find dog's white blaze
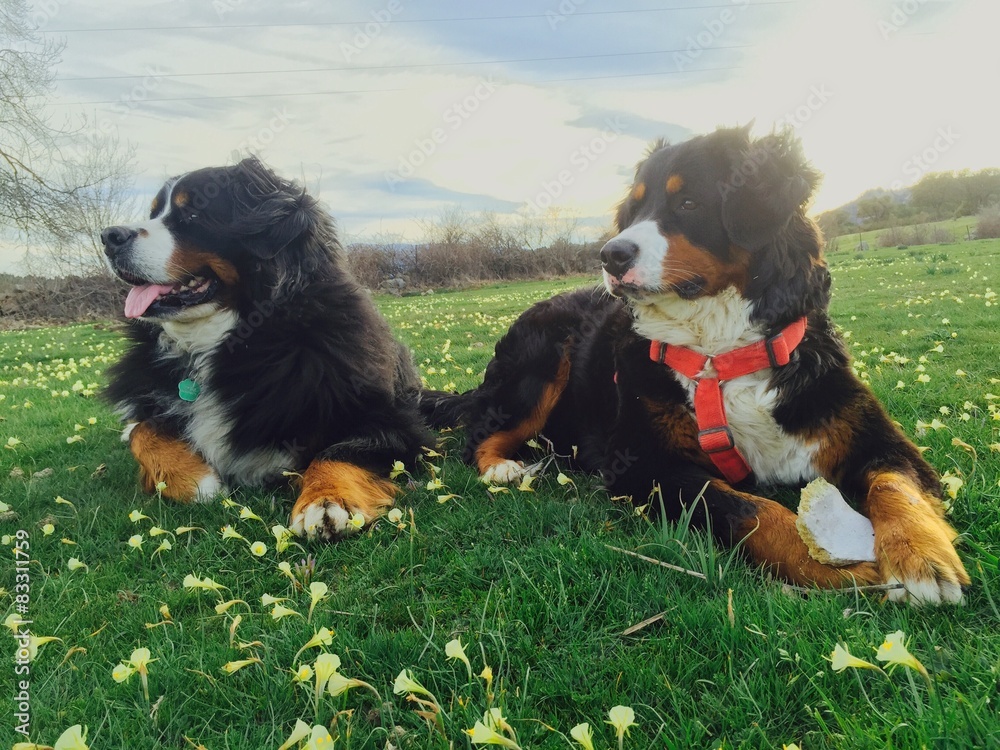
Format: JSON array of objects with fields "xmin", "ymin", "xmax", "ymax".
[
  {"xmin": 124, "ymin": 178, "xmax": 180, "ymax": 282},
  {"xmin": 602, "ymin": 220, "xmax": 668, "ymax": 292},
  {"xmin": 632, "ymin": 287, "xmax": 819, "ymax": 485}
]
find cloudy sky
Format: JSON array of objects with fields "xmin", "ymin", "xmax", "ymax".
[{"xmin": 7, "ymin": 0, "xmax": 999, "ymax": 271}]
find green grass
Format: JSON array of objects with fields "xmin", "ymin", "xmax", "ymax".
[
  {"xmin": 832, "ymin": 216, "xmax": 978, "ymax": 249},
  {"xmin": 2, "ymin": 244, "xmax": 1000, "ymax": 748}
]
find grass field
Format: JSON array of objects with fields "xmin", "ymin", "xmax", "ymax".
[
  {"xmin": 832, "ymin": 216, "xmax": 978, "ymax": 249},
  {"xmin": 2, "ymin": 240, "xmax": 1000, "ymax": 749}
]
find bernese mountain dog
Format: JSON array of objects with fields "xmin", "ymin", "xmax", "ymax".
[
  {"xmin": 101, "ymin": 157, "xmax": 428, "ymax": 541},
  {"xmin": 423, "ymin": 126, "xmax": 969, "ymax": 605}
]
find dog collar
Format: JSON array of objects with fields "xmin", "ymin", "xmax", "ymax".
[{"xmin": 647, "ymin": 317, "xmax": 808, "ymax": 484}]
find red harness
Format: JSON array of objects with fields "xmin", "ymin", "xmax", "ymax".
[{"xmin": 647, "ymin": 317, "xmax": 808, "ymax": 484}]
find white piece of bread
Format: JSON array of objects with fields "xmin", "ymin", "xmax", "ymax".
[{"xmin": 796, "ymin": 477, "xmax": 876, "ymax": 566}]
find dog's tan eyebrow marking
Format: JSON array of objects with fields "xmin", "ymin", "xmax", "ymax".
[
  {"xmin": 632, "ymin": 182, "xmax": 646, "ymax": 202},
  {"xmin": 173, "ymin": 191, "xmax": 190, "ymax": 207},
  {"xmin": 666, "ymin": 174, "xmax": 684, "ymax": 194},
  {"xmin": 150, "ymin": 196, "xmax": 162, "ymax": 215}
]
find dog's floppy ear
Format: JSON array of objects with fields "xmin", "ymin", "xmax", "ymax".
[
  {"xmin": 720, "ymin": 130, "xmax": 820, "ymax": 251},
  {"xmin": 233, "ymin": 156, "xmax": 317, "ymax": 259}
]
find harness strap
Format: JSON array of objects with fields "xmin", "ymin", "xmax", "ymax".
[{"xmin": 647, "ymin": 317, "xmax": 808, "ymax": 483}]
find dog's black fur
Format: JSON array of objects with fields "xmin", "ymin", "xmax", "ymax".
[
  {"xmin": 422, "ymin": 127, "xmax": 969, "ymax": 603},
  {"xmin": 103, "ymin": 157, "xmax": 428, "ymax": 537}
]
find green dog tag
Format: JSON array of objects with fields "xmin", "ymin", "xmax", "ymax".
[{"xmin": 178, "ymin": 379, "xmax": 201, "ymax": 402}]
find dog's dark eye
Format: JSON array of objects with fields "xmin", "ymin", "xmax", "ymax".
[
  {"xmin": 679, "ymin": 199, "xmax": 698, "ymax": 211},
  {"xmin": 179, "ymin": 209, "xmax": 199, "ymax": 224}
]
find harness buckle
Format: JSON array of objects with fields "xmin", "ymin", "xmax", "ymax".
[
  {"xmin": 765, "ymin": 332, "xmax": 791, "ymax": 368},
  {"xmin": 698, "ymin": 425, "xmax": 736, "ymax": 454}
]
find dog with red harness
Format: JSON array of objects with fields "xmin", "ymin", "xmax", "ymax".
[{"xmin": 422, "ymin": 126, "xmax": 969, "ymax": 604}]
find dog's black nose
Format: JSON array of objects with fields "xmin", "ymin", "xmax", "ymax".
[
  {"xmin": 599, "ymin": 238, "xmax": 639, "ymax": 278},
  {"xmin": 101, "ymin": 226, "xmax": 137, "ymax": 258}
]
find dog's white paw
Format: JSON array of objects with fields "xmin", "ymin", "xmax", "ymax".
[{"xmin": 481, "ymin": 460, "xmax": 527, "ymax": 485}]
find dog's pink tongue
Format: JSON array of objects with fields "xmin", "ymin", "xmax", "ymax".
[{"xmin": 125, "ymin": 284, "xmax": 174, "ymax": 319}]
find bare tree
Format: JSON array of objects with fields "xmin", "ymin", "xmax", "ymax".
[{"xmin": 1, "ymin": 0, "xmax": 137, "ymax": 276}]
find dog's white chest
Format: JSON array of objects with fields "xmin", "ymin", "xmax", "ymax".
[{"xmin": 674, "ymin": 370, "xmax": 818, "ymax": 484}]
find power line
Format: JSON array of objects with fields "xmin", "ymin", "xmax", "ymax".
[
  {"xmin": 54, "ymin": 45, "xmax": 754, "ymax": 83},
  {"xmin": 39, "ymin": 2, "xmax": 798, "ymax": 33},
  {"xmin": 49, "ymin": 65, "xmax": 742, "ymax": 107}
]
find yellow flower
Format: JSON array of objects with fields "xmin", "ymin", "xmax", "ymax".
[
  {"xmin": 183, "ymin": 574, "xmax": 227, "ymax": 592},
  {"xmin": 570, "ymin": 723, "xmax": 595, "ymax": 750},
  {"xmin": 387, "ymin": 508, "xmax": 404, "ymax": 524},
  {"xmin": 829, "ymin": 643, "xmax": 882, "ymax": 673},
  {"xmin": 326, "ymin": 671, "xmax": 355, "ymax": 697},
  {"xmin": 393, "ymin": 668, "xmax": 434, "ymax": 698},
  {"xmin": 65, "ymin": 435, "xmax": 84, "ymax": 444},
  {"xmin": 67, "ymin": 557, "xmax": 87, "ymax": 572},
  {"xmin": 517, "ymin": 474, "xmax": 537, "ymax": 492},
  {"xmin": 221, "ymin": 497, "xmax": 238, "ymax": 508},
  {"xmin": 87, "ymin": 417, "xmax": 97, "ymax": 425},
  {"xmin": 293, "ymin": 626, "xmax": 335, "ymax": 662},
  {"xmin": 128, "ymin": 510, "xmax": 149, "ymax": 523},
  {"xmin": 427, "ymin": 477, "xmax": 445, "ymax": 491},
  {"xmin": 114, "ymin": 647, "xmax": 156, "ymax": 700},
  {"xmin": 271, "ymin": 524, "xmax": 293, "ymax": 552},
  {"xmin": 175, "ymin": 526, "xmax": 204, "ymax": 535},
  {"xmin": 557, "ymin": 472, "xmax": 575, "ymax": 486},
  {"xmin": 261, "ymin": 593, "xmax": 290, "ymax": 607},
  {"xmin": 876, "ymin": 630, "xmax": 930, "ymax": 682},
  {"xmin": 445, "ymin": 637, "xmax": 473, "ymax": 679},
  {"xmin": 52, "ymin": 724, "xmax": 89, "ymax": 750},
  {"xmin": 277, "ymin": 719, "xmax": 312, "ymax": 750},
  {"xmin": 277, "ymin": 561, "xmax": 295, "ymax": 581},
  {"xmin": 220, "ymin": 657, "xmax": 262, "ymax": 674},
  {"xmin": 306, "ymin": 581, "xmax": 330, "ymax": 622},
  {"xmin": 390, "ymin": 460, "xmax": 406, "ymax": 479},
  {"xmin": 6, "ymin": 436, "xmax": 22, "ymax": 448},
  {"xmin": 42, "ymin": 523, "xmax": 55, "ymax": 536},
  {"xmin": 127, "ymin": 534, "xmax": 144, "ymax": 550},
  {"xmin": 293, "ymin": 664, "xmax": 314, "ymax": 684},
  {"xmin": 271, "ymin": 604, "xmax": 301, "ymax": 620},
  {"xmin": 154, "ymin": 481, "xmax": 167, "ymax": 493},
  {"xmin": 606, "ymin": 705, "xmax": 637, "ymax": 749},
  {"xmin": 239, "ymin": 506, "xmax": 264, "ymax": 523},
  {"xmin": 5, "ymin": 612, "xmax": 26, "ymax": 632},
  {"xmin": 314, "ymin": 652, "xmax": 341, "ymax": 686},
  {"xmin": 348, "ymin": 513, "xmax": 365, "ymax": 531},
  {"xmin": 249, "ymin": 541, "xmax": 267, "ymax": 557},
  {"xmin": 214, "ymin": 599, "xmax": 247, "ymax": 615},
  {"xmin": 220, "ymin": 525, "xmax": 246, "ymax": 542},
  {"xmin": 465, "ymin": 721, "xmax": 521, "ymax": 749},
  {"xmin": 304, "ymin": 726, "xmax": 335, "ymax": 749},
  {"xmin": 480, "ymin": 664, "xmax": 494, "ymax": 693},
  {"xmin": 783, "ymin": 745, "xmax": 801, "ymax": 750},
  {"xmin": 23, "ymin": 635, "xmax": 62, "ymax": 662},
  {"xmin": 940, "ymin": 471, "xmax": 964, "ymax": 501},
  {"xmin": 54, "ymin": 496, "xmax": 74, "ymax": 507},
  {"xmin": 916, "ymin": 373, "xmax": 931, "ymax": 383},
  {"xmin": 152, "ymin": 539, "xmax": 172, "ymax": 557}
]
